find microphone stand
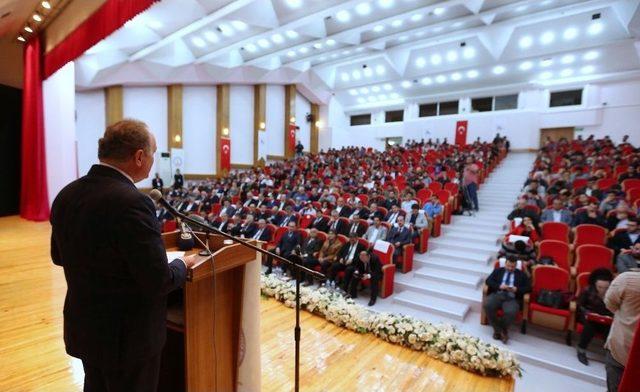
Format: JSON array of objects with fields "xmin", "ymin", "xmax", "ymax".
[{"xmin": 156, "ymin": 195, "xmax": 324, "ymax": 392}]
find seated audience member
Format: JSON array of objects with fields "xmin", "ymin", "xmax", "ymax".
[
  {"xmin": 498, "ymin": 240, "xmax": 536, "ymax": 271},
  {"xmin": 316, "ymin": 230, "xmax": 343, "ymax": 286},
  {"xmin": 213, "ymin": 214, "xmax": 231, "ymax": 233},
  {"xmin": 571, "ymin": 194, "xmax": 591, "ymax": 212},
  {"xmin": 364, "ymin": 216, "xmax": 388, "ymax": 244},
  {"xmin": 325, "ymin": 210, "xmax": 346, "ymax": 235},
  {"xmin": 422, "ymin": 194, "xmax": 443, "ymax": 220},
  {"xmin": 256, "ymin": 204, "xmax": 271, "ymax": 221},
  {"xmin": 603, "ymin": 270, "xmax": 640, "ymax": 392},
  {"xmin": 523, "ymin": 189, "xmax": 545, "ymax": 210},
  {"xmin": 365, "ymin": 202, "xmax": 384, "ymax": 223},
  {"xmin": 572, "ymin": 201, "xmax": 606, "ymax": 227},
  {"xmin": 299, "ymin": 202, "xmax": 317, "ymax": 217},
  {"xmin": 609, "ymin": 218, "xmax": 640, "ymax": 253},
  {"xmin": 406, "ymin": 204, "xmax": 429, "ymax": 240},
  {"xmin": 309, "ymin": 213, "xmax": 329, "ymax": 232},
  {"xmin": 249, "ymin": 219, "xmax": 271, "ymax": 241},
  {"xmin": 231, "ymin": 214, "xmax": 257, "ymax": 238},
  {"xmin": 345, "ymin": 215, "xmax": 367, "ymax": 237},
  {"xmin": 299, "ymin": 228, "xmax": 324, "ymax": 286},
  {"xmin": 349, "ymin": 200, "xmax": 369, "ymax": 219},
  {"xmin": 346, "ymin": 250, "xmax": 382, "ymax": 306},
  {"xmin": 600, "ymin": 192, "xmax": 620, "ymax": 215},
  {"xmin": 334, "ymin": 197, "xmax": 352, "ymax": 218},
  {"xmin": 387, "ymin": 216, "xmax": 411, "ymax": 258},
  {"xmin": 384, "ymin": 205, "xmax": 402, "ymax": 225},
  {"xmin": 616, "ymin": 243, "xmax": 640, "ymax": 273},
  {"xmin": 507, "ymin": 198, "xmax": 540, "ymax": 226},
  {"xmin": 575, "ymin": 177, "xmax": 604, "ymax": 200},
  {"xmin": 606, "ymin": 205, "xmax": 631, "ymax": 231},
  {"xmin": 383, "ymin": 191, "xmax": 400, "ymax": 210},
  {"xmin": 483, "ymin": 257, "xmax": 531, "ymax": 344},
  {"xmin": 576, "ymin": 269, "xmax": 614, "ymax": 365},
  {"xmin": 400, "ymin": 193, "xmax": 416, "ymax": 214},
  {"xmin": 266, "ymin": 222, "xmax": 301, "ymax": 275},
  {"xmin": 330, "ymin": 234, "xmax": 366, "ymax": 289},
  {"xmin": 274, "ymin": 206, "xmax": 298, "ymax": 227},
  {"xmin": 219, "ymin": 199, "xmax": 236, "ymax": 218},
  {"xmin": 540, "ymin": 198, "xmax": 573, "ymax": 225},
  {"xmin": 505, "ymin": 216, "xmax": 540, "ymax": 243},
  {"xmin": 617, "ymin": 165, "xmax": 639, "ymax": 182},
  {"xmin": 522, "ymin": 179, "xmax": 546, "ymax": 198}
]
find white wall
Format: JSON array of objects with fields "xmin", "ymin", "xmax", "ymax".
[
  {"xmin": 75, "ymin": 90, "xmax": 105, "ymax": 177},
  {"xmin": 183, "ymin": 86, "xmax": 216, "ymax": 174},
  {"xmin": 44, "ymin": 62, "xmax": 77, "ymax": 205},
  {"xmin": 229, "ymin": 85, "xmax": 254, "ymax": 165},
  {"xmin": 334, "ymin": 78, "xmax": 640, "ymax": 150},
  {"xmin": 295, "ymin": 92, "xmax": 311, "ymax": 151},
  {"xmin": 266, "ymin": 85, "xmax": 284, "ymax": 156},
  {"xmin": 123, "ymin": 86, "xmax": 168, "ymax": 188}
]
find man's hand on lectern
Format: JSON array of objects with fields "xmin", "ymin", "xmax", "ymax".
[{"xmin": 183, "ymin": 254, "xmax": 200, "ymax": 268}]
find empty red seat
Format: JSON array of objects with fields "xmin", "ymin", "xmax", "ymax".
[
  {"xmin": 572, "ymin": 244, "xmax": 613, "ymax": 279},
  {"xmin": 541, "ymin": 221, "xmax": 570, "ymax": 243},
  {"xmin": 573, "ymin": 224, "xmax": 607, "ymax": 248},
  {"xmin": 538, "ymin": 240, "xmax": 571, "ymax": 272}
]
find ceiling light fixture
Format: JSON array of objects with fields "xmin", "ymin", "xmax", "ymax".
[
  {"xmin": 383, "ymin": 83, "xmax": 392, "ymax": 91},
  {"xmin": 450, "ymin": 72, "xmax": 462, "ymax": 81},
  {"xmin": 540, "ymin": 31, "xmax": 555, "ymax": 45},
  {"xmin": 391, "ymin": 19, "xmax": 403, "ymax": 28},
  {"xmin": 313, "ymin": 42, "xmax": 322, "ymax": 49},
  {"xmin": 286, "ymin": 30, "xmax": 299, "ymax": 39},
  {"xmin": 246, "ymin": 43, "xmax": 258, "ymax": 52},
  {"xmin": 401, "ymin": 80, "xmax": 412, "ymax": 88},
  {"xmin": 580, "ymin": 65, "xmax": 595, "ymax": 74},
  {"xmin": 341, "ymin": 73, "xmax": 350, "ymax": 82},
  {"xmin": 492, "ymin": 65, "xmax": 506, "ymax": 75},
  {"xmin": 462, "ymin": 46, "xmax": 475, "ymax": 59},
  {"xmin": 540, "ymin": 58, "xmax": 553, "ymax": 67},
  {"xmin": 435, "ymin": 75, "xmax": 446, "ymax": 83},
  {"xmin": 378, "ymin": 0, "xmax": 394, "ymax": 9},
  {"xmin": 587, "ymin": 21, "xmax": 603, "ymax": 35},
  {"xmin": 411, "ymin": 13, "xmax": 423, "ymax": 22},
  {"xmin": 519, "ymin": 36, "xmax": 533, "ymax": 49},
  {"xmin": 272, "ymin": 33, "xmax": 284, "ymax": 44},
  {"xmin": 285, "ymin": 0, "xmax": 302, "ymax": 8},
  {"xmin": 430, "ymin": 53, "xmax": 442, "ymax": 65},
  {"xmin": 17, "ymin": 35, "xmax": 25, "ymax": 42},
  {"xmin": 519, "ymin": 61, "xmax": 533, "ymax": 71},
  {"xmin": 286, "ymin": 50, "xmax": 296, "ymax": 57},
  {"xmin": 421, "ymin": 77, "xmax": 432, "ymax": 85},
  {"xmin": 258, "ymin": 38, "xmax": 270, "ymax": 48},
  {"xmin": 191, "ymin": 37, "xmax": 206, "ymax": 48},
  {"xmin": 231, "ymin": 20, "xmax": 247, "ymax": 31},
  {"xmin": 356, "ymin": 3, "xmax": 372, "ymax": 16},
  {"xmin": 583, "ymin": 51, "xmax": 599, "ymax": 61},
  {"xmin": 218, "ymin": 23, "xmax": 233, "ymax": 37},
  {"xmin": 364, "ymin": 68, "xmax": 373, "ymax": 77},
  {"xmin": 560, "ymin": 68, "xmax": 574, "ymax": 77},
  {"xmin": 24, "ymin": 26, "xmax": 33, "ymax": 33},
  {"xmin": 352, "ymin": 70, "xmax": 361, "ymax": 80},
  {"xmin": 560, "ymin": 54, "xmax": 575, "ymax": 64},
  {"xmin": 415, "ymin": 57, "xmax": 426, "ymax": 68},
  {"xmin": 433, "ymin": 7, "xmax": 445, "ymax": 16},
  {"xmin": 326, "ymin": 39, "xmax": 336, "ymax": 46},
  {"xmin": 336, "ymin": 10, "xmax": 351, "ymax": 23},
  {"xmin": 375, "ymin": 65, "xmax": 386, "ymax": 75},
  {"xmin": 446, "ymin": 50, "xmax": 458, "ymax": 62},
  {"xmin": 299, "ymin": 46, "xmax": 309, "ymax": 53},
  {"xmin": 42, "ymin": 1, "xmax": 51, "ymax": 9},
  {"xmin": 204, "ymin": 30, "xmax": 219, "ymax": 43},
  {"xmin": 349, "ymin": 89, "xmax": 358, "ymax": 96},
  {"xmin": 563, "ymin": 27, "xmax": 578, "ymax": 40},
  {"xmin": 33, "ymin": 13, "xmax": 42, "ymax": 22},
  {"xmin": 373, "ymin": 25, "xmax": 385, "ymax": 33},
  {"xmin": 466, "ymin": 69, "xmax": 479, "ymax": 78}
]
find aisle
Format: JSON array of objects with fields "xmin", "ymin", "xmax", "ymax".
[{"xmin": 362, "ymin": 152, "xmax": 607, "ymax": 392}]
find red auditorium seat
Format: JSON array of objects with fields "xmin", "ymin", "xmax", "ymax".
[
  {"xmin": 540, "ymin": 221, "xmax": 570, "ymax": 243},
  {"xmin": 372, "ymin": 243, "xmax": 396, "ymax": 298},
  {"xmin": 162, "ymin": 220, "xmax": 177, "ymax": 233},
  {"xmin": 627, "ymin": 188, "xmax": 640, "ymax": 205},
  {"xmin": 596, "ymin": 178, "xmax": 616, "ymax": 191},
  {"xmin": 524, "ymin": 265, "xmax": 575, "ymax": 345},
  {"xmin": 538, "ymin": 240, "xmax": 571, "ymax": 272},
  {"xmin": 572, "ymin": 224, "xmax": 608, "ymax": 248},
  {"xmin": 571, "ymin": 245, "xmax": 613, "ymax": 280},
  {"xmin": 622, "ymin": 178, "xmax": 640, "ymax": 192},
  {"xmin": 428, "ymin": 182, "xmax": 442, "ymax": 192}
]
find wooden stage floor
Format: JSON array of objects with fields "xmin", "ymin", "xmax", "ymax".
[{"xmin": 0, "ymin": 216, "xmax": 513, "ymax": 391}]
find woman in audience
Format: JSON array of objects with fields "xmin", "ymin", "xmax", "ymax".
[{"xmin": 576, "ymin": 268, "xmax": 614, "ymax": 365}]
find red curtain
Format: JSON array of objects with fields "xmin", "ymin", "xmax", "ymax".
[
  {"xmin": 21, "ymin": 36, "xmax": 50, "ymax": 221},
  {"xmin": 220, "ymin": 138, "xmax": 231, "ymax": 173},
  {"xmin": 44, "ymin": 0, "xmax": 158, "ymax": 78},
  {"xmin": 455, "ymin": 120, "xmax": 468, "ymax": 146}
]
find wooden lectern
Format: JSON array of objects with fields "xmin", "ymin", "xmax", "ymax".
[{"xmin": 159, "ymin": 231, "xmax": 259, "ymax": 392}]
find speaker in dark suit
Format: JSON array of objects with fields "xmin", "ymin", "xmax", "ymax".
[{"xmin": 50, "ymin": 120, "xmax": 193, "ymax": 392}]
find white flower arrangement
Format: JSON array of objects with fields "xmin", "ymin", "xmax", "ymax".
[{"xmin": 261, "ymin": 273, "xmax": 522, "ymax": 378}]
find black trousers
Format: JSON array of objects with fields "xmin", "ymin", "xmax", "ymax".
[
  {"xmin": 327, "ymin": 262, "xmax": 347, "ymax": 282},
  {"xmin": 348, "ymin": 275, "xmax": 380, "ymax": 301},
  {"xmin": 82, "ymin": 353, "xmax": 161, "ymax": 392},
  {"xmin": 342, "ymin": 264, "xmax": 358, "ymax": 290},
  {"xmin": 578, "ymin": 320, "xmax": 611, "ymax": 350},
  {"xmin": 301, "ymin": 257, "xmax": 319, "ymax": 283}
]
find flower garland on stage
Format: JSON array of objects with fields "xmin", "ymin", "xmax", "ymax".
[{"xmin": 261, "ymin": 273, "xmax": 521, "ymax": 378}]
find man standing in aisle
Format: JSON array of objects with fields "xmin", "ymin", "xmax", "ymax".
[
  {"xmin": 51, "ymin": 119, "xmax": 198, "ymax": 392},
  {"xmin": 463, "ymin": 156, "xmax": 479, "ymax": 211}
]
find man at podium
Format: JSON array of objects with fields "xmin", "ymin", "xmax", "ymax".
[{"xmin": 50, "ymin": 119, "xmax": 198, "ymax": 392}]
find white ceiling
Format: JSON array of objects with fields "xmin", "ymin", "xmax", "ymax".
[{"xmin": 75, "ymin": 0, "xmax": 640, "ymax": 110}]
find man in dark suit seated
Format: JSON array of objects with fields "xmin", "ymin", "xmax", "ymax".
[
  {"xmin": 346, "ymin": 250, "xmax": 382, "ymax": 306},
  {"xmin": 231, "ymin": 214, "xmax": 257, "ymax": 239},
  {"xmin": 213, "ymin": 214, "xmax": 231, "ymax": 233},
  {"xmin": 572, "ymin": 201, "xmax": 606, "ymax": 227},
  {"xmin": 267, "ymin": 221, "xmax": 302, "ymax": 275},
  {"xmin": 384, "ymin": 205, "xmax": 402, "ymax": 225},
  {"xmin": 348, "ymin": 200, "xmax": 369, "ymax": 220},
  {"xmin": 334, "ymin": 197, "xmax": 352, "ymax": 217},
  {"xmin": 50, "ymin": 119, "xmax": 198, "ymax": 392},
  {"xmin": 308, "ymin": 213, "xmax": 329, "ymax": 232},
  {"xmin": 325, "ymin": 210, "xmax": 345, "ymax": 235},
  {"xmin": 540, "ymin": 198, "xmax": 573, "ymax": 225},
  {"xmin": 273, "ymin": 206, "xmax": 298, "ymax": 227},
  {"xmin": 330, "ymin": 233, "xmax": 366, "ymax": 289},
  {"xmin": 365, "ymin": 202, "xmax": 385, "ymax": 223},
  {"xmin": 299, "ymin": 228, "xmax": 325, "ymax": 286},
  {"xmin": 387, "ymin": 215, "xmax": 411, "ymax": 258},
  {"xmin": 345, "ymin": 215, "xmax": 367, "ymax": 237},
  {"xmin": 483, "ymin": 257, "xmax": 531, "ymax": 344},
  {"xmin": 255, "ymin": 204, "xmax": 271, "ymax": 222},
  {"xmin": 609, "ymin": 218, "xmax": 640, "ymax": 257},
  {"xmin": 249, "ymin": 219, "xmax": 271, "ymax": 242}
]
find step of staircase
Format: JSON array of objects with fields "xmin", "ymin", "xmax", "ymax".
[
  {"xmin": 392, "ymin": 291, "xmax": 470, "ymax": 320},
  {"xmin": 438, "ymin": 232, "xmax": 500, "ymax": 246},
  {"xmin": 394, "ymin": 275, "xmax": 482, "ymax": 310},
  {"xmin": 428, "ymin": 248, "xmax": 494, "ymax": 264},
  {"xmin": 413, "ymin": 267, "xmax": 483, "ymax": 289},
  {"xmin": 415, "ymin": 256, "xmax": 491, "ymax": 277},
  {"xmin": 443, "ymin": 225, "xmax": 503, "ymax": 237},
  {"xmin": 429, "ymin": 237, "xmax": 498, "ymax": 253}
]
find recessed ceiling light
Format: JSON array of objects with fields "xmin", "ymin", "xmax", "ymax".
[
  {"xmin": 285, "ymin": 0, "xmax": 302, "ymax": 8},
  {"xmin": 352, "ymin": 70, "xmax": 361, "ymax": 80},
  {"xmin": 349, "ymin": 89, "xmax": 358, "ymax": 96},
  {"xmin": 191, "ymin": 37, "xmax": 206, "ymax": 48},
  {"xmin": 415, "ymin": 57, "xmax": 426, "ymax": 68},
  {"xmin": 435, "ymin": 75, "xmax": 447, "ymax": 83},
  {"xmin": 450, "ymin": 72, "xmax": 462, "ymax": 81},
  {"xmin": 258, "ymin": 38, "xmax": 270, "ymax": 48},
  {"xmin": 313, "ymin": 42, "xmax": 323, "ymax": 49},
  {"xmin": 378, "ymin": 0, "xmax": 394, "ymax": 9},
  {"xmin": 24, "ymin": 26, "xmax": 33, "ymax": 33},
  {"xmin": 33, "ymin": 13, "xmax": 42, "ymax": 22},
  {"xmin": 541, "ymin": 0, "xmax": 554, "ymax": 5},
  {"xmin": 357, "ymin": 97, "xmax": 366, "ymax": 104},
  {"xmin": 560, "ymin": 68, "xmax": 574, "ymax": 77},
  {"xmin": 581, "ymin": 65, "xmax": 595, "ymax": 74},
  {"xmin": 383, "ymin": 83, "xmax": 392, "ymax": 91},
  {"xmin": 299, "ymin": 46, "xmax": 309, "ymax": 53},
  {"xmin": 401, "ymin": 80, "xmax": 412, "ymax": 88},
  {"xmin": 462, "ymin": 46, "xmax": 475, "ymax": 59},
  {"xmin": 519, "ymin": 36, "xmax": 533, "ymax": 49},
  {"xmin": 17, "ymin": 36, "xmax": 25, "ymax": 42},
  {"xmin": 204, "ymin": 30, "xmax": 219, "ymax": 43},
  {"xmin": 360, "ymin": 87, "xmax": 369, "ymax": 94},
  {"xmin": 326, "ymin": 39, "xmax": 336, "ymax": 46},
  {"xmin": 286, "ymin": 30, "xmax": 299, "ymax": 39},
  {"xmin": 433, "ymin": 7, "xmax": 446, "ymax": 16},
  {"xmin": 42, "ymin": 1, "xmax": 51, "ymax": 9},
  {"xmin": 364, "ymin": 68, "xmax": 373, "ymax": 77},
  {"xmin": 430, "ymin": 54, "xmax": 442, "ymax": 65},
  {"xmin": 371, "ymin": 85, "xmax": 380, "ymax": 92},
  {"xmin": 583, "ymin": 51, "xmax": 599, "ymax": 61},
  {"xmin": 336, "ymin": 10, "xmax": 351, "ymax": 23},
  {"xmin": 563, "ymin": 27, "xmax": 578, "ymax": 40},
  {"xmin": 560, "ymin": 54, "xmax": 575, "ymax": 64},
  {"xmin": 492, "ymin": 65, "xmax": 506, "ymax": 75},
  {"xmin": 341, "ymin": 73, "xmax": 350, "ymax": 82},
  {"xmin": 231, "ymin": 21, "xmax": 247, "ymax": 31},
  {"xmin": 356, "ymin": 3, "xmax": 372, "ymax": 16},
  {"xmin": 421, "ymin": 77, "xmax": 432, "ymax": 85},
  {"xmin": 539, "ymin": 71, "xmax": 553, "ymax": 80},
  {"xmin": 587, "ymin": 21, "xmax": 603, "ymax": 35},
  {"xmin": 411, "ymin": 13, "xmax": 423, "ymax": 22},
  {"xmin": 466, "ymin": 69, "xmax": 479, "ymax": 78},
  {"xmin": 390, "ymin": 93, "xmax": 400, "ymax": 99},
  {"xmin": 286, "ymin": 50, "xmax": 296, "ymax": 57},
  {"xmin": 373, "ymin": 25, "xmax": 385, "ymax": 33},
  {"xmin": 519, "ymin": 61, "xmax": 533, "ymax": 71},
  {"xmin": 375, "ymin": 65, "xmax": 386, "ymax": 75},
  {"xmin": 540, "ymin": 31, "xmax": 555, "ymax": 45},
  {"xmin": 272, "ymin": 33, "xmax": 284, "ymax": 44},
  {"xmin": 446, "ymin": 50, "xmax": 458, "ymax": 62},
  {"xmin": 540, "ymin": 58, "xmax": 553, "ymax": 67},
  {"xmin": 219, "ymin": 23, "xmax": 233, "ymax": 37},
  {"xmin": 246, "ymin": 43, "xmax": 258, "ymax": 52},
  {"xmin": 391, "ymin": 19, "xmax": 403, "ymax": 28}
]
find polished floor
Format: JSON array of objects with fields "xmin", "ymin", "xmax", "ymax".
[{"xmin": 0, "ymin": 216, "xmax": 513, "ymax": 391}]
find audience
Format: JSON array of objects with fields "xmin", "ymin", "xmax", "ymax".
[{"xmin": 576, "ymin": 268, "xmax": 614, "ymax": 365}]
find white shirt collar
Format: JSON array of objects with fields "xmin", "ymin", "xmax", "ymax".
[{"xmin": 99, "ymin": 162, "xmax": 134, "ymax": 184}]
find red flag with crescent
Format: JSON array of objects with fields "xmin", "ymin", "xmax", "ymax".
[
  {"xmin": 288, "ymin": 124, "xmax": 296, "ymax": 152},
  {"xmin": 455, "ymin": 120, "xmax": 468, "ymax": 146},
  {"xmin": 220, "ymin": 137, "xmax": 231, "ymax": 172}
]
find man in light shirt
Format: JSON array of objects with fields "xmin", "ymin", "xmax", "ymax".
[
  {"xmin": 365, "ymin": 217, "xmax": 387, "ymax": 244},
  {"xmin": 540, "ymin": 198, "xmax": 572, "ymax": 225}
]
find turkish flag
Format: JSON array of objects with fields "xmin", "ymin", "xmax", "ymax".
[
  {"xmin": 220, "ymin": 137, "xmax": 231, "ymax": 172},
  {"xmin": 455, "ymin": 120, "xmax": 468, "ymax": 146},
  {"xmin": 288, "ymin": 124, "xmax": 296, "ymax": 152}
]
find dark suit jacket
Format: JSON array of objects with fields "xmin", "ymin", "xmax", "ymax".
[
  {"xmin": 214, "ymin": 220, "xmax": 230, "ymax": 233},
  {"xmin": 309, "ymin": 216, "xmax": 329, "ymax": 232},
  {"xmin": 325, "ymin": 218, "xmax": 345, "ymax": 235},
  {"xmin": 366, "ymin": 210, "xmax": 385, "ymax": 221},
  {"xmin": 335, "ymin": 205, "xmax": 352, "ymax": 218},
  {"xmin": 609, "ymin": 231, "xmax": 640, "ymax": 254},
  {"xmin": 277, "ymin": 231, "xmax": 302, "ymax": 256},
  {"xmin": 352, "ymin": 254, "xmax": 382, "ymax": 281},
  {"xmin": 152, "ymin": 178, "xmax": 163, "ymax": 190},
  {"xmin": 250, "ymin": 226, "xmax": 272, "ymax": 241},
  {"xmin": 300, "ymin": 237, "xmax": 323, "ymax": 258},
  {"xmin": 273, "ymin": 214, "xmax": 298, "ymax": 227},
  {"xmin": 345, "ymin": 222, "xmax": 366, "ymax": 237},
  {"xmin": 173, "ymin": 174, "xmax": 184, "ymax": 188},
  {"xmin": 485, "ymin": 267, "xmax": 531, "ymax": 303},
  {"xmin": 387, "ymin": 225, "xmax": 411, "ymax": 245},
  {"xmin": 232, "ymin": 222, "xmax": 257, "ymax": 238},
  {"xmin": 337, "ymin": 242, "xmax": 366, "ymax": 264},
  {"xmin": 572, "ymin": 211, "xmax": 606, "ymax": 228},
  {"xmin": 50, "ymin": 165, "xmax": 187, "ymax": 369}
]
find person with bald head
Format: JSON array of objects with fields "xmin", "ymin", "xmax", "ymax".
[{"xmin": 51, "ymin": 119, "xmax": 199, "ymax": 392}]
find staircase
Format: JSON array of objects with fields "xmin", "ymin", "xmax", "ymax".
[{"xmin": 361, "ymin": 152, "xmax": 607, "ymax": 392}]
